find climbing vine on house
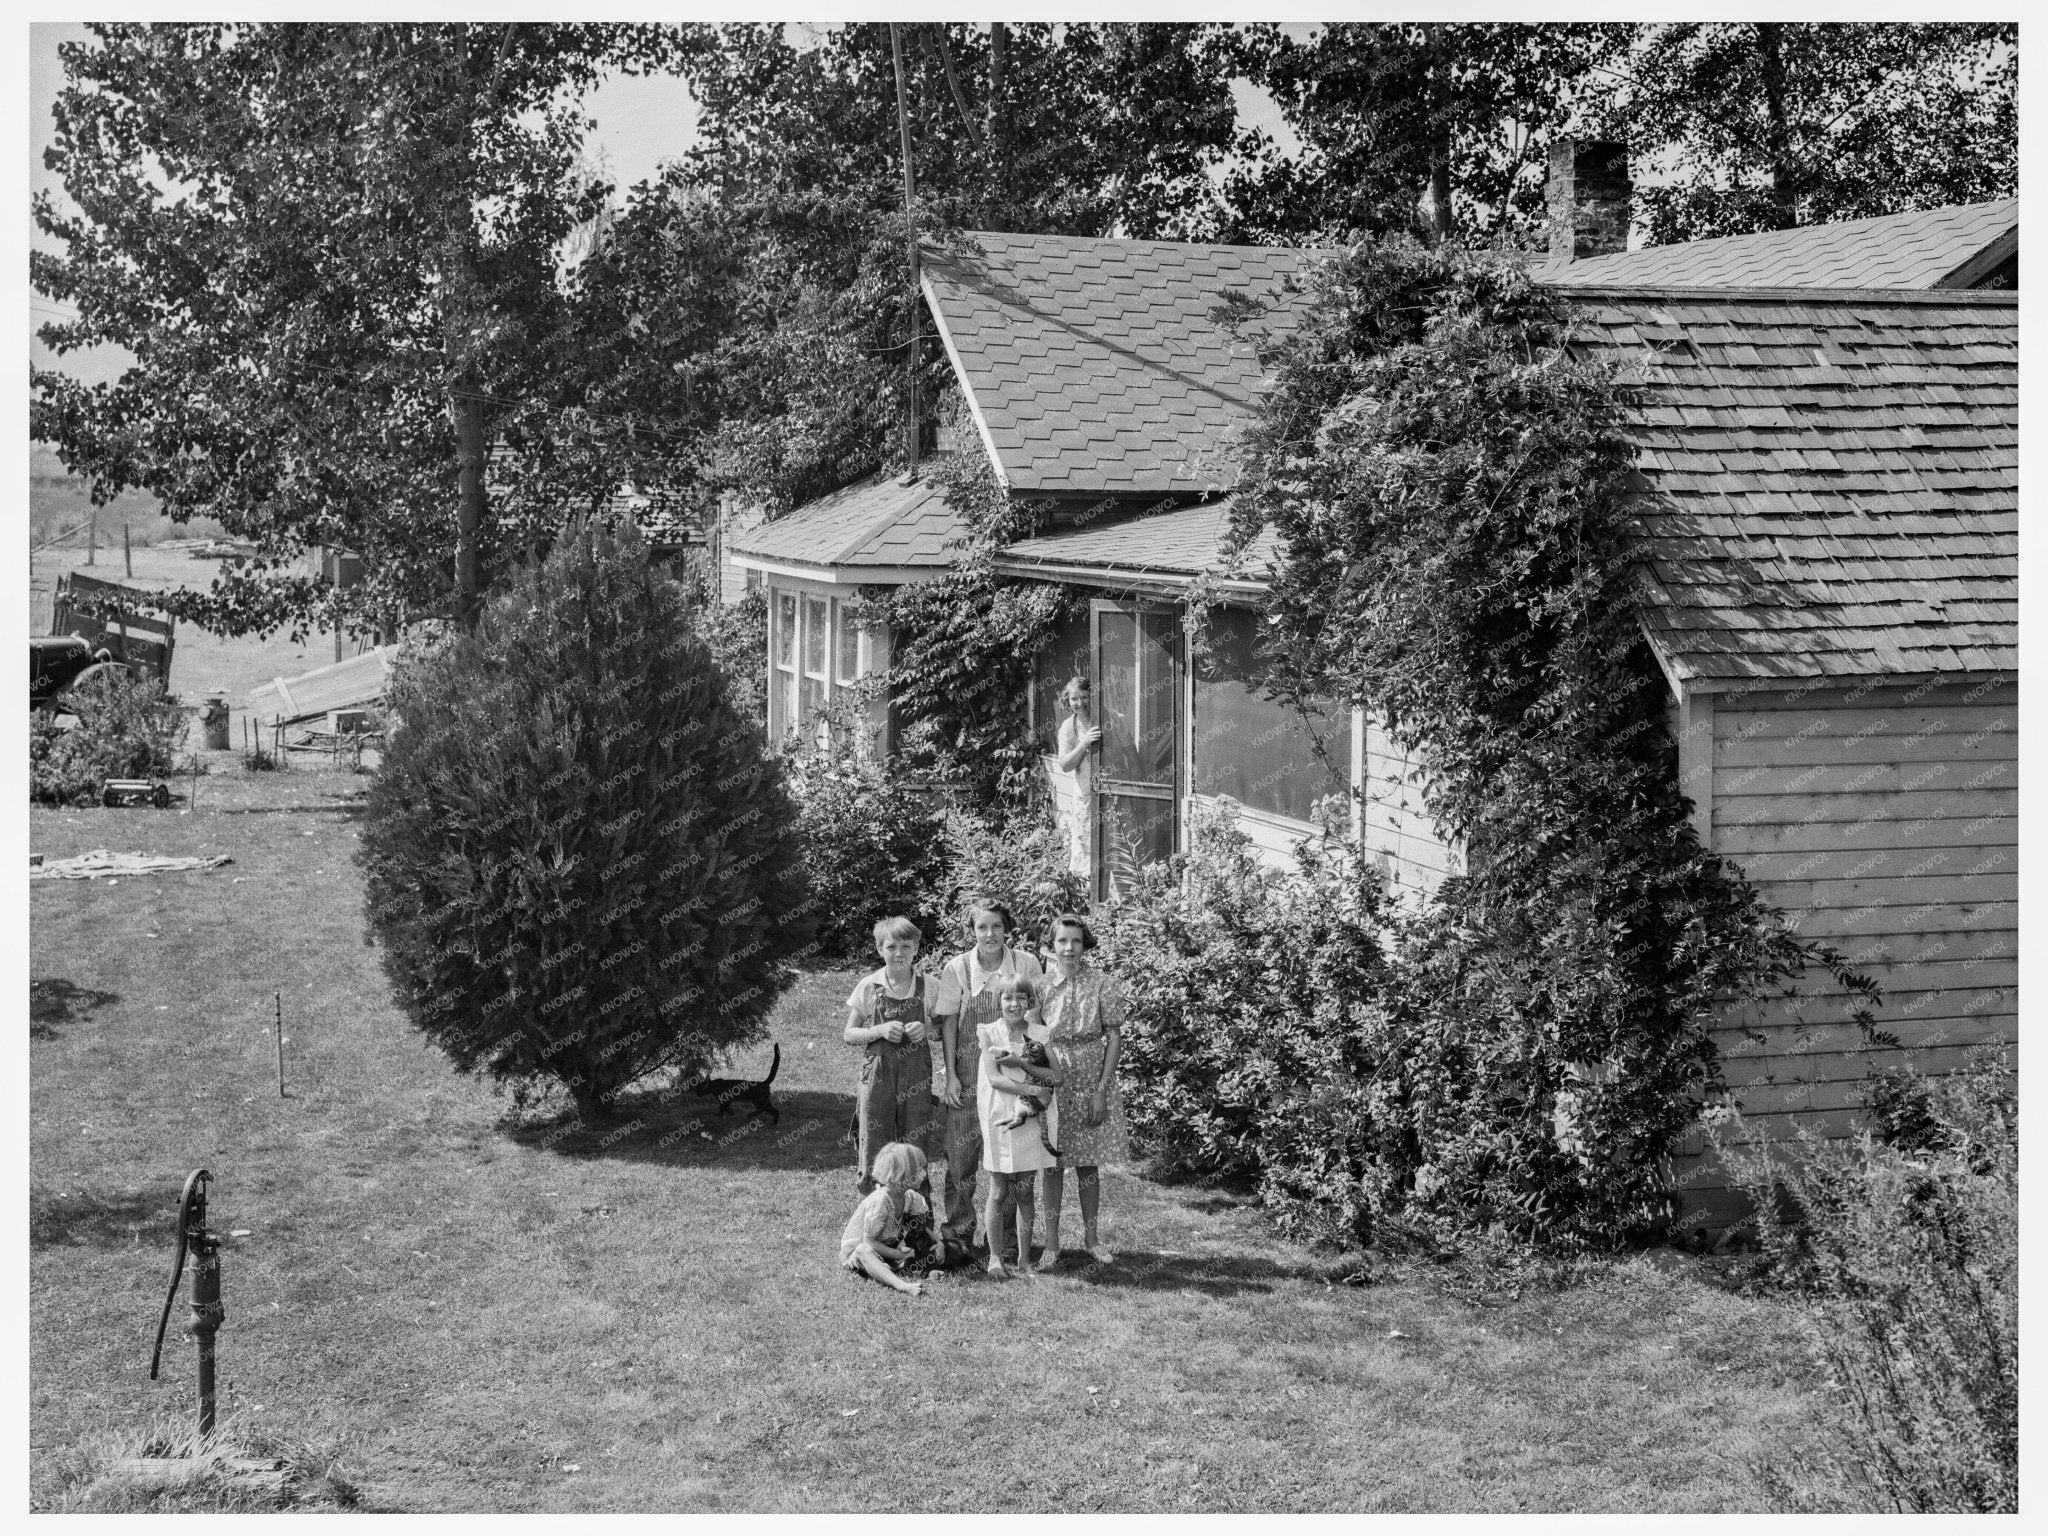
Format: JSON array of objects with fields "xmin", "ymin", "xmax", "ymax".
[
  {"xmin": 872, "ymin": 427, "xmax": 1074, "ymax": 811},
  {"xmin": 1167, "ymin": 236, "xmax": 1878, "ymax": 1248}
]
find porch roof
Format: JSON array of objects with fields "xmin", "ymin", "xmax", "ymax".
[
  {"xmin": 994, "ymin": 499, "xmax": 1280, "ymax": 589},
  {"xmin": 725, "ymin": 473, "xmax": 967, "ymax": 579},
  {"xmin": 1547, "ymin": 198, "xmax": 2017, "ymax": 292}
]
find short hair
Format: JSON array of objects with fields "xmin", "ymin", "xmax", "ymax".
[
  {"xmin": 871, "ymin": 1141, "xmax": 926, "ymax": 1186},
  {"xmin": 1048, "ymin": 911, "xmax": 1098, "ymax": 950},
  {"xmin": 872, "ymin": 916, "xmax": 921, "ymax": 949},
  {"xmin": 1062, "ymin": 675, "xmax": 1091, "ymax": 699},
  {"xmin": 964, "ymin": 899, "xmax": 1017, "ymax": 936},
  {"xmin": 997, "ymin": 974, "xmax": 1038, "ymax": 1006}
]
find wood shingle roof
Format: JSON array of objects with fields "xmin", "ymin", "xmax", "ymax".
[
  {"xmin": 1563, "ymin": 286, "xmax": 2016, "ymax": 687},
  {"xmin": 1550, "ymin": 198, "xmax": 2017, "ymax": 291}
]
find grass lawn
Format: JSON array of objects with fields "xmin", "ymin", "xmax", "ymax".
[{"xmin": 31, "ymin": 766, "xmax": 1840, "ymax": 1512}]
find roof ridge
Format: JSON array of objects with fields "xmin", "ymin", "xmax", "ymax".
[
  {"xmin": 929, "ymin": 230, "xmax": 1318, "ymax": 259},
  {"xmin": 1554, "ymin": 283, "xmax": 2019, "ymax": 305}
]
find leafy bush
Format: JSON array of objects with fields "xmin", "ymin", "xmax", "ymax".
[
  {"xmin": 876, "ymin": 435, "xmax": 1072, "ymax": 811},
  {"xmin": 690, "ymin": 575, "xmax": 767, "ymax": 728},
  {"xmin": 1102, "ymin": 800, "xmax": 1404, "ymax": 1244},
  {"xmin": 941, "ymin": 800, "xmax": 1091, "ymax": 954},
  {"xmin": 783, "ymin": 711, "xmax": 950, "ymax": 962},
  {"xmin": 357, "ymin": 517, "xmax": 814, "ymax": 1117},
  {"xmin": 30, "ymin": 670, "xmax": 188, "ymax": 804},
  {"xmin": 1736, "ymin": 1052, "xmax": 2016, "ymax": 1513},
  {"xmin": 1104, "ymin": 795, "xmax": 1871, "ymax": 1251}
]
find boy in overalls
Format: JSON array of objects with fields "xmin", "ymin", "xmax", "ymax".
[{"xmin": 844, "ymin": 917, "xmax": 959, "ymax": 1209}]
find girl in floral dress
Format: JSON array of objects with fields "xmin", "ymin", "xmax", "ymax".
[{"xmin": 1036, "ymin": 912, "xmax": 1129, "ymax": 1268}]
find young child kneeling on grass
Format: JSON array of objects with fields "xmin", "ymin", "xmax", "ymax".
[{"xmin": 840, "ymin": 1142, "xmax": 942, "ymax": 1296}]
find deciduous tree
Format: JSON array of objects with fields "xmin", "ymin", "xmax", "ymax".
[{"xmin": 33, "ymin": 23, "xmax": 676, "ymax": 637}]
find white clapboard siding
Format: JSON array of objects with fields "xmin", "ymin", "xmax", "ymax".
[
  {"xmin": 1678, "ymin": 679, "xmax": 2019, "ymax": 1195},
  {"xmin": 1359, "ymin": 710, "xmax": 1461, "ymax": 895},
  {"xmin": 1188, "ymin": 794, "xmax": 1319, "ymax": 875}
]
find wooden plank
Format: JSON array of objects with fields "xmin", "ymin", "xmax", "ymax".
[
  {"xmin": 1738, "ymin": 984, "xmax": 2016, "ymax": 1033},
  {"xmin": 1715, "ymin": 788, "xmax": 2016, "ymax": 827},
  {"xmin": 1719, "ymin": 1043, "xmax": 2010, "ymax": 1092},
  {"xmin": 1717, "ymin": 815, "xmax": 2017, "ymax": 857},
  {"xmin": 1715, "ymin": 703, "xmax": 2017, "ymax": 744},
  {"xmin": 1717, "ymin": 1012, "xmax": 2017, "ymax": 1058},
  {"xmin": 1681, "ymin": 690, "xmax": 1713, "ymax": 842},
  {"xmin": 1712, "ymin": 681, "xmax": 2014, "ymax": 713},
  {"xmin": 1756, "ymin": 870, "xmax": 2015, "ymax": 912},
  {"xmin": 1779, "ymin": 899, "xmax": 2016, "ymax": 940},
  {"xmin": 1741, "ymin": 954, "xmax": 2017, "ymax": 998},
  {"xmin": 1733, "ymin": 843, "xmax": 2019, "ymax": 884},
  {"xmin": 1716, "ymin": 758, "xmax": 2015, "ymax": 797},
  {"xmin": 1824, "ymin": 927, "xmax": 2019, "ymax": 967},
  {"xmin": 1717, "ymin": 725, "xmax": 2016, "ymax": 768},
  {"xmin": 246, "ymin": 646, "xmax": 396, "ymax": 723}
]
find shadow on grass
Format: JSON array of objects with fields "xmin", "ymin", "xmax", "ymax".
[
  {"xmin": 500, "ymin": 1087, "xmax": 862, "ymax": 1173},
  {"xmin": 1057, "ymin": 1246, "xmax": 1326, "ymax": 1298},
  {"xmin": 30, "ymin": 978, "xmax": 121, "ymax": 1039},
  {"xmin": 31, "ymin": 1185, "xmax": 177, "ymax": 1250}
]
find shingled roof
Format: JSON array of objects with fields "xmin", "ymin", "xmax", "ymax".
[
  {"xmin": 726, "ymin": 474, "xmax": 966, "ymax": 578},
  {"xmin": 921, "ymin": 231, "xmax": 1312, "ymax": 497},
  {"xmin": 995, "ymin": 498, "xmax": 1280, "ymax": 588},
  {"xmin": 1562, "ymin": 285, "xmax": 2016, "ymax": 688},
  {"xmin": 1551, "ymin": 199, "xmax": 2018, "ymax": 291}
]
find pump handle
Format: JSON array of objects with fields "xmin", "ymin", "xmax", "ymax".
[{"xmin": 149, "ymin": 1169, "xmax": 210, "ymax": 1380}]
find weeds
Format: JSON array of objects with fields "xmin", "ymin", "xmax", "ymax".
[
  {"xmin": 1731, "ymin": 1049, "xmax": 2016, "ymax": 1512},
  {"xmin": 37, "ymin": 1412, "xmax": 363, "ymax": 1513}
]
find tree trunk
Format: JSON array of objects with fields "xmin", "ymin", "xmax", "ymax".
[
  {"xmin": 1427, "ymin": 149, "xmax": 1453, "ymax": 244},
  {"xmin": 1423, "ymin": 27, "xmax": 1454, "ymax": 244},
  {"xmin": 986, "ymin": 22, "xmax": 1006, "ymax": 212},
  {"xmin": 453, "ymin": 387, "xmax": 485, "ymax": 631},
  {"xmin": 1755, "ymin": 23, "xmax": 1798, "ymax": 230}
]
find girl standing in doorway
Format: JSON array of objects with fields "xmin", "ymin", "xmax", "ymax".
[{"xmin": 1054, "ymin": 677, "xmax": 1102, "ymax": 880}]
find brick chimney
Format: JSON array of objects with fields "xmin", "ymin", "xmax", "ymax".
[{"xmin": 1546, "ymin": 138, "xmax": 1631, "ymax": 266}]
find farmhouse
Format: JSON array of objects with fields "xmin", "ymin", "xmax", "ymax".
[{"xmin": 722, "ymin": 193, "xmax": 2017, "ymax": 1208}]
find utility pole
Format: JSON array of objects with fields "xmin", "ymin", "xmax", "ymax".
[{"xmin": 889, "ymin": 23, "xmax": 920, "ymax": 477}]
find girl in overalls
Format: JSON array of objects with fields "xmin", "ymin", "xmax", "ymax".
[
  {"xmin": 843, "ymin": 916, "xmax": 959, "ymax": 1209},
  {"xmin": 937, "ymin": 900, "xmax": 1044, "ymax": 1261}
]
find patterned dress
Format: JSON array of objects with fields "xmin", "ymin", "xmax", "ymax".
[{"xmin": 1040, "ymin": 964, "xmax": 1130, "ymax": 1168}]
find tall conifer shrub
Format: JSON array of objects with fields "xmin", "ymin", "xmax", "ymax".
[{"xmin": 357, "ymin": 518, "xmax": 813, "ymax": 1116}]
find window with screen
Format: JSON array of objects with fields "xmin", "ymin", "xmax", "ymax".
[
  {"xmin": 1193, "ymin": 604, "xmax": 1350, "ymax": 823},
  {"xmin": 773, "ymin": 589, "xmax": 799, "ymax": 739},
  {"xmin": 801, "ymin": 595, "xmax": 829, "ymax": 724},
  {"xmin": 1033, "ymin": 605, "xmax": 1093, "ymax": 754},
  {"xmin": 833, "ymin": 599, "xmax": 861, "ymax": 686}
]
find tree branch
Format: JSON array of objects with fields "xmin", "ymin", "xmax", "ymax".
[{"xmin": 932, "ymin": 26, "xmax": 985, "ymax": 156}]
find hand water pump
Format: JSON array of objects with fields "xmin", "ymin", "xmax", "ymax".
[{"xmin": 150, "ymin": 1169, "xmax": 224, "ymax": 1434}]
